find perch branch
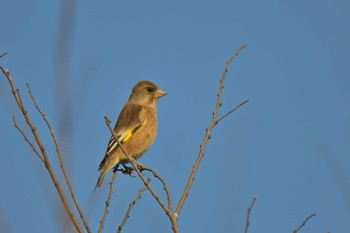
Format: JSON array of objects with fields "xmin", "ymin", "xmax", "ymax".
[
  {"xmin": 104, "ymin": 116, "xmax": 167, "ymax": 211},
  {"xmin": 104, "ymin": 116, "xmax": 179, "ymax": 233},
  {"xmin": 174, "ymin": 44, "xmax": 248, "ymax": 217}
]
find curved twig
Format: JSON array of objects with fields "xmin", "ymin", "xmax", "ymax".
[
  {"xmin": 140, "ymin": 167, "xmax": 173, "ymax": 210},
  {"xmin": 293, "ymin": 213, "xmax": 316, "ymax": 233}
]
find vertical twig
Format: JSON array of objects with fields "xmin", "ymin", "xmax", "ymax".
[
  {"xmin": 175, "ymin": 44, "xmax": 248, "ymax": 217},
  {"xmin": 27, "ymin": 83, "xmax": 92, "ymax": 233},
  {"xmin": 98, "ymin": 172, "xmax": 118, "ymax": 233},
  {"xmin": 244, "ymin": 195, "xmax": 258, "ymax": 233}
]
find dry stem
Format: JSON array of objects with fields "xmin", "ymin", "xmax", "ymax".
[
  {"xmin": 140, "ymin": 167, "xmax": 173, "ymax": 210},
  {"xmin": 293, "ymin": 213, "xmax": 316, "ymax": 233},
  {"xmin": 117, "ymin": 179, "xmax": 150, "ymax": 233},
  {"xmin": 244, "ymin": 195, "xmax": 258, "ymax": 233},
  {"xmin": 12, "ymin": 116, "xmax": 44, "ymax": 163},
  {"xmin": 175, "ymin": 44, "xmax": 248, "ymax": 217},
  {"xmin": 98, "ymin": 172, "xmax": 118, "ymax": 233},
  {"xmin": 27, "ymin": 83, "xmax": 92, "ymax": 233},
  {"xmin": 1, "ymin": 66, "xmax": 85, "ymax": 233}
]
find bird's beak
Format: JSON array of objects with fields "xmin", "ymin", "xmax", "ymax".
[{"xmin": 156, "ymin": 89, "xmax": 167, "ymax": 98}]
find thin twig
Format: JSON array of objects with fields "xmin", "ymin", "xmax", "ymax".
[
  {"xmin": 175, "ymin": 44, "xmax": 248, "ymax": 217},
  {"xmin": 0, "ymin": 66, "xmax": 85, "ymax": 233},
  {"xmin": 104, "ymin": 116, "xmax": 180, "ymax": 233},
  {"xmin": 293, "ymin": 213, "xmax": 316, "ymax": 233},
  {"xmin": 98, "ymin": 172, "xmax": 118, "ymax": 233},
  {"xmin": 26, "ymin": 83, "xmax": 92, "ymax": 233},
  {"xmin": 140, "ymin": 167, "xmax": 173, "ymax": 210},
  {"xmin": 0, "ymin": 52, "xmax": 7, "ymax": 58},
  {"xmin": 244, "ymin": 195, "xmax": 258, "ymax": 233},
  {"xmin": 217, "ymin": 99, "xmax": 250, "ymax": 123},
  {"xmin": 12, "ymin": 116, "xmax": 45, "ymax": 163},
  {"xmin": 117, "ymin": 179, "xmax": 150, "ymax": 233}
]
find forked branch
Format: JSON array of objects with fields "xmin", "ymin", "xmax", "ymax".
[
  {"xmin": 175, "ymin": 45, "xmax": 249, "ymax": 217},
  {"xmin": 1, "ymin": 66, "xmax": 85, "ymax": 233},
  {"xmin": 104, "ymin": 116, "xmax": 179, "ymax": 233},
  {"xmin": 27, "ymin": 83, "xmax": 92, "ymax": 233}
]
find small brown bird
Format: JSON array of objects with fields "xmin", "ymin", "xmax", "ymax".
[{"xmin": 95, "ymin": 80, "xmax": 166, "ymax": 189}]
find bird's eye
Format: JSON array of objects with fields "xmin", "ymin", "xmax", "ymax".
[{"xmin": 147, "ymin": 87, "xmax": 155, "ymax": 92}]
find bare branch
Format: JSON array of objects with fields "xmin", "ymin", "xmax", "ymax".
[
  {"xmin": 217, "ymin": 99, "xmax": 250, "ymax": 123},
  {"xmin": 0, "ymin": 52, "xmax": 7, "ymax": 58},
  {"xmin": 140, "ymin": 167, "xmax": 173, "ymax": 210},
  {"xmin": 293, "ymin": 213, "xmax": 316, "ymax": 233},
  {"xmin": 175, "ymin": 44, "xmax": 248, "ymax": 217},
  {"xmin": 244, "ymin": 195, "xmax": 258, "ymax": 233},
  {"xmin": 12, "ymin": 116, "xmax": 45, "ymax": 163},
  {"xmin": 0, "ymin": 66, "xmax": 85, "ymax": 233},
  {"xmin": 104, "ymin": 116, "xmax": 180, "ymax": 233},
  {"xmin": 26, "ymin": 83, "xmax": 92, "ymax": 233},
  {"xmin": 117, "ymin": 179, "xmax": 150, "ymax": 233},
  {"xmin": 98, "ymin": 172, "xmax": 118, "ymax": 233}
]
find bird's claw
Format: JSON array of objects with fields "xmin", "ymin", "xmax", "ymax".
[{"xmin": 117, "ymin": 164, "xmax": 136, "ymax": 178}]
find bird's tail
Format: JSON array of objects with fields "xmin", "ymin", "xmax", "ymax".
[
  {"xmin": 95, "ymin": 153, "xmax": 119, "ymax": 191},
  {"xmin": 94, "ymin": 170, "xmax": 107, "ymax": 191}
]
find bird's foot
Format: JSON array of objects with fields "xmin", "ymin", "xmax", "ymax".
[
  {"xmin": 120, "ymin": 164, "xmax": 136, "ymax": 178},
  {"xmin": 137, "ymin": 164, "xmax": 145, "ymax": 171}
]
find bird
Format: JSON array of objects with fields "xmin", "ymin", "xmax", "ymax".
[{"xmin": 95, "ymin": 80, "xmax": 166, "ymax": 189}]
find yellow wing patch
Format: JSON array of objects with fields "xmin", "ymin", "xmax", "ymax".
[{"xmin": 122, "ymin": 130, "xmax": 133, "ymax": 143}]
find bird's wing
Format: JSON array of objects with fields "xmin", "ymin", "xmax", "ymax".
[{"xmin": 105, "ymin": 104, "xmax": 144, "ymax": 155}]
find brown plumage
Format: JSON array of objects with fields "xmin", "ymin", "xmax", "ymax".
[{"xmin": 96, "ymin": 80, "xmax": 166, "ymax": 189}]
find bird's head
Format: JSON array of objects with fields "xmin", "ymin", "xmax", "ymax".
[{"xmin": 130, "ymin": 80, "xmax": 166, "ymax": 106}]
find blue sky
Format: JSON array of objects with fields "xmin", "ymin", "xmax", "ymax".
[{"xmin": 1, "ymin": 0, "xmax": 350, "ymax": 232}]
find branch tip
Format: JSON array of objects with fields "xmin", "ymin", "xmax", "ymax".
[{"xmin": 293, "ymin": 213, "xmax": 317, "ymax": 233}]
